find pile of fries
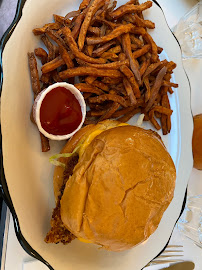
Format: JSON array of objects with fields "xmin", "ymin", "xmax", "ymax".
[{"xmin": 28, "ymin": 0, "xmax": 178, "ymax": 152}]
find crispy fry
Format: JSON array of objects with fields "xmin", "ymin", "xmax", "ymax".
[
  {"xmin": 79, "ymin": 0, "xmax": 91, "ymax": 10},
  {"xmin": 145, "ymin": 66, "xmax": 167, "ymax": 112},
  {"xmin": 122, "ymin": 33, "xmax": 141, "ymax": 85},
  {"xmin": 28, "ymin": 52, "xmax": 41, "ymax": 96},
  {"xmin": 154, "ymin": 111, "xmax": 161, "ymax": 118},
  {"xmin": 161, "ymin": 91, "xmax": 171, "ymax": 134},
  {"xmin": 143, "ymin": 113, "xmax": 149, "ymax": 121},
  {"xmin": 109, "ymin": 1, "xmax": 152, "ymax": 19},
  {"xmin": 63, "ymin": 27, "xmax": 106, "ymax": 64},
  {"xmin": 39, "ymin": 133, "xmax": 50, "ymax": 152},
  {"xmin": 167, "ymin": 61, "xmax": 177, "ymax": 73},
  {"xmin": 118, "ymin": 53, "xmax": 126, "ymax": 61},
  {"xmin": 33, "ymin": 22, "xmax": 62, "ymax": 35},
  {"xmin": 106, "ymin": 0, "xmax": 117, "ymax": 13},
  {"xmin": 30, "ymin": 106, "xmax": 35, "ymax": 124},
  {"xmin": 59, "ymin": 46, "xmax": 74, "ymax": 68},
  {"xmin": 91, "ymin": 80, "xmax": 109, "ymax": 91},
  {"xmin": 93, "ymin": 17, "xmax": 120, "ymax": 29},
  {"xmin": 161, "ymin": 112, "xmax": 168, "ymax": 135},
  {"xmin": 95, "ymin": 0, "xmax": 111, "ymax": 19},
  {"xmin": 145, "ymin": 52, "xmax": 151, "ymax": 59},
  {"xmin": 101, "ymin": 52, "xmax": 118, "ymax": 61},
  {"xmin": 132, "ymin": 44, "xmax": 151, "ymax": 59},
  {"xmin": 130, "ymin": 35, "xmax": 143, "ymax": 48},
  {"xmin": 157, "ymin": 46, "xmax": 163, "ymax": 54},
  {"xmin": 85, "ymin": 45, "xmax": 95, "ymax": 57},
  {"xmin": 111, "ymin": 83, "xmax": 126, "ymax": 94},
  {"xmin": 167, "ymin": 87, "xmax": 174, "ymax": 94},
  {"xmin": 133, "ymin": 13, "xmax": 155, "ymax": 29},
  {"xmin": 78, "ymin": 0, "xmax": 105, "ymax": 50},
  {"xmin": 65, "ymin": 10, "xmax": 80, "ymax": 20},
  {"xmin": 87, "ymin": 109, "xmax": 107, "ymax": 117},
  {"xmin": 139, "ymin": 58, "xmax": 150, "ymax": 77},
  {"xmin": 80, "ymin": 59, "xmax": 129, "ymax": 69},
  {"xmin": 92, "ymin": 41, "xmax": 116, "ymax": 57},
  {"xmin": 88, "ymin": 102, "xmax": 112, "ymax": 111},
  {"xmin": 41, "ymin": 56, "xmax": 65, "ymax": 74},
  {"xmin": 130, "ymin": 27, "xmax": 146, "ymax": 35},
  {"xmin": 143, "ymin": 32, "xmax": 158, "ymax": 63},
  {"xmin": 131, "ymin": 44, "xmax": 139, "ymax": 51},
  {"xmin": 120, "ymin": 65, "xmax": 141, "ymax": 98},
  {"xmin": 89, "ymin": 94, "xmax": 128, "ymax": 107},
  {"xmin": 122, "ymin": 14, "xmax": 136, "ymax": 24},
  {"xmin": 108, "ymin": 45, "xmax": 122, "ymax": 54},
  {"xmin": 83, "ymin": 93, "xmax": 92, "ymax": 99},
  {"xmin": 100, "ymin": 24, "xmax": 107, "ymax": 37},
  {"xmin": 34, "ymin": 48, "xmax": 48, "ymax": 65},
  {"xmin": 52, "ymin": 70, "xmax": 63, "ymax": 82},
  {"xmin": 41, "ymin": 35, "xmax": 56, "ymax": 61},
  {"xmin": 97, "ymin": 102, "xmax": 120, "ymax": 122},
  {"xmin": 85, "ymin": 76, "xmax": 97, "ymax": 84},
  {"xmin": 28, "ymin": 54, "xmax": 51, "ymax": 152},
  {"xmin": 45, "ymin": 29, "xmax": 66, "ymax": 48},
  {"xmin": 150, "ymin": 105, "xmax": 173, "ymax": 115},
  {"xmin": 118, "ymin": 108, "xmax": 141, "ymax": 122},
  {"xmin": 87, "ymin": 24, "xmax": 134, "ymax": 45},
  {"xmin": 143, "ymin": 77, "xmax": 150, "ymax": 102},
  {"xmin": 40, "ymin": 73, "xmax": 51, "ymax": 84},
  {"xmin": 112, "ymin": 105, "xmax": 135, "ymax": 118},
  {"xmin": 59, "ymin": 66, "xmax": 123, "ymax": 79},
  {"xmin": 84, "ymin": 117, "xmax": 98, "ymax": 125},
  {"xmin": 88, "ymin": 26, "xmax": 101, "ymax": 36},
  {"xmin": 74, "ymin": 83, "xmax": 104, "ymax": 95},
  {"xmin": 162, "ymin": 81, "xmax": 178, "ymax": 88},
  {"xmin": 126, "ymin": 0, "xmax": 139, "ymax": 4},
  {"xmin": 143, "ymin": 62, "xmax": 161, "ymax": 78},
  {"xmin": 53, "ymin": 14, "xmax": 70, "ymax": 25},
  {"xmin": 123, "ymin": 78, "xmax": 137, "ymax": 105},
  {"xmin": 148, "ymin": 110, "xmax": 161, "ymax": 130},
  {"xmin": 102, "ymin": 77, "xmax": 122, "ymax": 85},
  {"xmin": 167, "ymin": 110, "xmax": 171, "ymax": 132},
  {"xmin": 71, "ymin": 13, "xmax": 85, "ymax": 40}
]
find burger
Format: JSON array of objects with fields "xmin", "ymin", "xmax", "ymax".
[{"xmin": 45, "ymin": 120, "xmax": 176, "ymax": 251}]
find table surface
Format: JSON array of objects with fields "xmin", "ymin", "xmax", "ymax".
[{"xmin": 0, "ymin": 0, "xmax": 202, "ymax": 269}]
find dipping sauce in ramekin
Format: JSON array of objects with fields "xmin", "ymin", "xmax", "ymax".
[{"xmin": 33, "ymin": 82, "xmax": 86, "ymax": 140}]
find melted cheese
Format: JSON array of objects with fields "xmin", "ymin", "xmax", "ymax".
[
  {"xmin": 79, "ymin": 129, "xmax": 104, "ymax": 157},
  {"xmin": 78, "ymin": 123, "xmax": 129, "ymax": 157},
  {"xmin": 118, "ymin": 123, "xmax": 129, "ymax": 127},
  {"xmin": 78, "ymin": 238, "xmax": 92, "ymax": 243}
]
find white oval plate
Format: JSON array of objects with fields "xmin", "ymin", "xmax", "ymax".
[{"xmin": 1, "ymin": 0, "xmax": 193, "ymax": 269}]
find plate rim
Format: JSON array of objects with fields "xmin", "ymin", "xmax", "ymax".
[{"xmin": 0, "ymin": 1, "xmax": 192, "ymax": 269}]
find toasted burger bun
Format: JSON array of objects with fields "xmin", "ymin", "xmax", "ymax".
[
  {"xmin": 53, "ymin": 124, "xmax": 95, "ymax": 201},
  {"xmin": 59, "ymin": 124, "xmax": 176, "ymax": 251},
  {"xmin": 192, "ymin": 114, "xmax": 202, "ymax": 170},
  {"xmin": 53, "ymin": 120, "xmax": 121, "ymax": 201}
]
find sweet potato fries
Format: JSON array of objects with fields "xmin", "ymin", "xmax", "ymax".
[{"xmin": 28, "ymin": 0, "xmax": 178, "ymax": 152}]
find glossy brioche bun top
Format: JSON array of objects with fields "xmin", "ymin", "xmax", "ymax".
[
  {"xmin": 192, "ymin": 114, "xmax": 202, "ymax": 170},
  {"xmin": 53, "ymin": 120, "xmax": 121, "ymax": 201},
  {"xmin": 60, "ymin": 124, "xmax": 176, "ymax": 251}
]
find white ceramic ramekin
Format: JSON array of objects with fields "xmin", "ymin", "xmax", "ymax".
[{"xmin": 33, "ymin": 82, "xmax": 86, "ymax": 140}]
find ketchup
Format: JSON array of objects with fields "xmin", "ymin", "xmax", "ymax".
[{"xmin": 40, "ymin": 87, "xmax": 82, "ymax": 135}]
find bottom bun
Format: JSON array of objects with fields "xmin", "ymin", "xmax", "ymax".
[{"xmin": 60, "ymin": 125, "xmax": 176, "ymax": 251}]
